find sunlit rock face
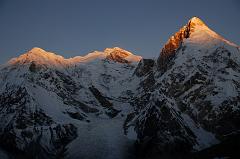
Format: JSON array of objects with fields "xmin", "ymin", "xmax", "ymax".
[
  {"xmin": 129, "ymin": 17, "xmax": 240, "ymax": 158},
  {"xmin": 0, "ymin": 17, "xmax": 239, "ymax": 159},
  {"xmin": 157, "ymin": 17, "xmax": 235, "ymax": 72},
  {"xmin": 134, "ymin": 59, "xmax": 155, "ymax": 77},
  {"xmin": 157, "ymin": 20, "xmax": 190, "ymax": 70},
  {"xmin": 157, "ymin": 17, "xmax": 195, "ymax": 71}
]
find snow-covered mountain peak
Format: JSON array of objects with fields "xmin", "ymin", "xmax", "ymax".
[
  {"xmin": 157, "ymin": 17, "xmax": 239, "ymax": 71},
  {"xmin": 187, "ymin": 18, "xmax": 223, "ymax": 41},
  {"xmin": 7, "ymin": 47, "xmax": 67, "ymax": 67},
  {"xmin": 160, "ymin": 17, "xmax": 215, "ymax": 52},
  {"xmin": 104, "ymin": 47, "xmax": 132, "ymax": 55},
  {"xmin": 68, "ymin": 47, "xmax": 141, "ymax": 64},
  {"xmin": 188, "ymin": 16, "xmax": 206, "ymax": 27},
  {"xmin": 0, "ymin": 17, "xmax": 239, "ymax": 159},
  {"xmin": 28, "ymin": 47, "xmax": 46, "ymax": 54},
  {"xmin": 5, "ymin": 47, "xmax": 142, "ymax": 70},
  {"xmin": 104, "ymin": 47, "xmax": 141, "ymax": 63},
  {"xmin": 185, "ymin": 17, "xmax": 238, "ymax": 47}
]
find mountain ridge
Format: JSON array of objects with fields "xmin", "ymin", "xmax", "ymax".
[
  {"xmin": 7, "ymin": 47, "xmax": 142, "ymax": 67},
  {"xmin": 157, "ymin": 16, "xmax": 239, "ymax": 72},
  {"xmin": 0, "ymin": 17, "xmax": 239, "ymax": 159},
  {"xmin": 131, "ymin": 17, "xmax": 240, "ymax": 158}
]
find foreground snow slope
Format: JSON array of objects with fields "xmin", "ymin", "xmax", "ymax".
[{"xmin": 0, "ymin": 17, "xmax": 239, "ymax": 159}]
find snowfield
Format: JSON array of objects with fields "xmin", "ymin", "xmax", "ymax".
[
  {"xmin": 67, "ymin": 117, "xmax": 136, "ymax": 159},
  {"xmin": 0, "ymin": 17, "xmax": 239, "ymax": 159}
]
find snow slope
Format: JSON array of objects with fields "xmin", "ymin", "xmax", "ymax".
[
  {"xmin": 66, "ymin": 117, "xmax": 136, "ymax": 159},
  {"xmin": 0, "ymin": 47, "xmax": 141, "ymax": 159},
  {"xmin": 129, "ymin": 17, "xmax": 240, "ymax": 157},
  {"xmin": 0, "ymin": 17, "xmax": 239, "ymax": 159}
]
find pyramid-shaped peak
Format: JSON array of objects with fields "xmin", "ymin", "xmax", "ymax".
[
  {"xmin": 157, "ymin": 16, "xmax": 238, "ymax": 71},
  {"xmin": 7, "ymin": 47, "xmax": 67, "ymax": 67},
  {"xmin": 188, "ymin": 17, "xmax": 206, "ymax": 26},
  {"xmin": 157, "ymin": 17, "xmax": 217, "ymax": 71},
  {"xmin": 25, "ymin": 47, "xmax": 62, "ymax": 59}
]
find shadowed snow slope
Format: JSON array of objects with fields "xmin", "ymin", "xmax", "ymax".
[
  {"xmin": 130, "ymin": 17, "xmax": 240, "ymax": 158},
  {"xmin": 0, "ymin": 46, "xmax": 141, "ymax": 159},
  {"xmin": 0, "ymin": 17, "xmax": 239, "ymax": 159}
]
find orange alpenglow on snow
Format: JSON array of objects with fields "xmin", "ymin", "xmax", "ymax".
[
  {"xmin": 105, "ymin": 47, "xmax": 142, "ymax": 63},
  {"xmin": 70, "ymin": 47, "xmax": 141, "ymax": 63},
  {"xmin": 8, "ymin": 47, "xmax": 68, "ymax": 67},
  {"xmin": 160, "ymin": 17, "xmax": 209, "ymax": 62},
  {"xmin": 8, "ymin": 47, "xmax": 142, "ymax": 67},
  {"xmin": 157, "ymin": 16, "xmax": 238, "ymax": 71}
]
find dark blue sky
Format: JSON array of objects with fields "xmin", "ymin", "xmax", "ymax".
[{"xmin": 0, "ymin": 0, "xmax": 239, "ymax": 63}]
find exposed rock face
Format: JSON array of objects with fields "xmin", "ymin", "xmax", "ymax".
[
  {"xmin": 0, "ymin": 47, "xmax": 140, "ymax": 158},
  {"xmin": 0, "ymin": 17, "xmax": 240, "ymax": 159},
  {"xmin": 157, "ymin": 18, "xmax": 192, "ymax": 71},
  {"xmin": 89, "ymin": 85, "xmax": 120, "ymax": 117},
  {"xmin": 134, "ymin": 59, "xmax": 155, "ymax": 77},
  {"xmin": 0, "ymin": 85, "xmax": 77, "ymax": 159},
  {"xmin": 135, "ymin": 95, "xmax": 196, "ymax": 155},
  {"xmin": 157, "ymin": 17, "xmax": 218, "ymax": 72},
  {"xmin": 129, "ymin": 17, "xmax": 240, "ymax": 158}
]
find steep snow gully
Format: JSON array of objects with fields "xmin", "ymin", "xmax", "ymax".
[{"xmin": 0, "ymin": 17, "xmax": 239, "ymax": 159}]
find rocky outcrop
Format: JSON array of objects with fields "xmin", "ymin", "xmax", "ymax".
[
  {"xmin": 0, "ymin": 17, "xmax": 239, "ymax": 159},
  {"xmin": 134, "ymin": 59, "xmax": 155, "ymax": 77},
  {"xmin": 131, "ymin": 17, "xmax": 240, "ymax": 158},
  {"xmin": 157, "ymin": 17, "xmax": 207, "ymax": 72},
  {"xmin": 0, "ymin": 85, "xmax": 77, "ymax": 159}
]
